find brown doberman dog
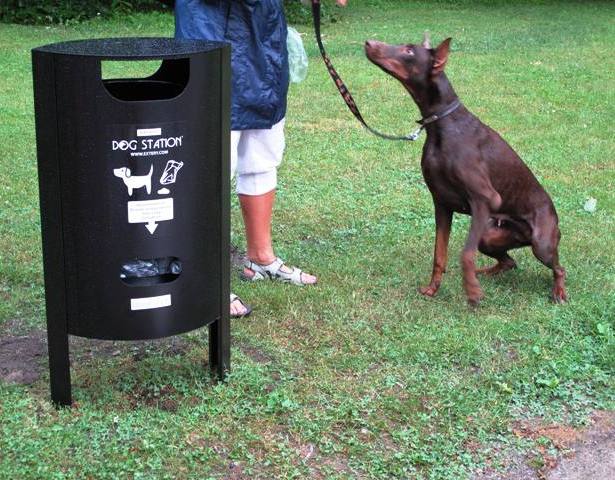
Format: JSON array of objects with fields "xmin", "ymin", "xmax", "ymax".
[{"xmin": 365, "ymin": 34, "xmax": 567, "ymax": 306}]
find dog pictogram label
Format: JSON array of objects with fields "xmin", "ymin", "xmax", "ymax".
[
  {"xmin": 127, "ymin": 198, "xmax": 174, "ymax": 234},
  {"xmin": 109, "ymin": 121, "xmax": 186, "ymax": 235},
  {"xmin": 130, "ymin": 294, "xmax": 172, "ymax": 311},
  {"xmin": 113, "ymin": 164, "xmax": 153, "ymax": 196}
]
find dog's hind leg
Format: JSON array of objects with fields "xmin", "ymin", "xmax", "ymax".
[
  {"xmin": 477, "ymin": 250, "xmax": 516, "ymax": 277},
  {"xmin": 477, "ymin": 218, "xmax": 528, "ymax": 276},
  {"xmin": 419, "ymin": 204, "xmax": 452, "ymax": 297},
  {"xmin": 530, "ymin": 208, "xmax": 567, "ymax": 303}
]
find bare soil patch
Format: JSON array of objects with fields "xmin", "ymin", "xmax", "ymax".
[
  {"xmin": 129, "ymin": 384, "xmax": 179, "ymax": 412},
  {"xmin": 0, "ymin": 329, "xmax": 46, "ymax": 384},
  {"xmin": 230, "ymin": 244, "xmax": 247, "ymax": 271},
  {"xmin": 474, "ymin": 411, "xmax": 615, "ymax": 480},
  {"xmin": 0, "ymin": 319, "xmax": 190, "ymax": 387},
  {"xmin": 237, "ymin": 343, "xmax": 273, "ymax": 364},
  {"xmin": 547, "ymin": 411, "xmax": 615, "ymax": 480}
]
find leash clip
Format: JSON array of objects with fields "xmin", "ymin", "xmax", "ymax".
[{"xmin": 406, "ymin": 126, "xmax": 424, "ymax": 141}]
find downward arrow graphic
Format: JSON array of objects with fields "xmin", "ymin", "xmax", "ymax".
[
  {"xmin": 127, "ymin": 199, "xmax": 173, "ymax": 234},
  {"xmin": 145, "ymin": 221, "xmax": 158, "ymax": 234}
]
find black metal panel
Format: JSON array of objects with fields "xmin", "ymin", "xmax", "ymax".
[
  {"xmin": 32, "ymin": 38, "xmax": 231, "ymax": 404},
  {"xmin": 32, "ymin": 49, "xmax": 72, "ymax": 406}
]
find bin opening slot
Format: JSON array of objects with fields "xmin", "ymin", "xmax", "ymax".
[
  {"xmin": 102, "ymin": 58, "xmax": 189, "ymax": 101},
  {"xmin": 120, "ymin": 256, "xmax": 182, "ymax": 286}
]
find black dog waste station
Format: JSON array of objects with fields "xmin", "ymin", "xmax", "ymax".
[{"xmin": 32, "ymin": 38, "xmax": 231, "ymax": 406}]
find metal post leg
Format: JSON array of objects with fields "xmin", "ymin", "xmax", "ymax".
[
  {"xmin": 47, "ymin": 328, "xmax": 71, "ymax": 407},
  {"xmin": 209, "ymin": 314, "xmax": 230, "ymax": 381}
]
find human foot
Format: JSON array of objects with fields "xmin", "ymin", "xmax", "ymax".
[
  {"xmin": 230, "ymin": 293, "xmax": 252, "ymax": 318},
  {"xmin": 242, "ymin": 257, "xmax": 317, "ymax": 285}
]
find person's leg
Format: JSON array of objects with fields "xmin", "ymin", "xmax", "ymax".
[
  {"xmin": 239, "ymin": 189, "xmax": 275, "ymax": 264},
  {"xmin": 239, "ymin": 191, "xmax": 316, "ymax": 284},
  {"xmin": 236, "ymin": 119, "xmax": 316, "ymax": 284},
  {"xmin": 239, "ymin": 194, "xmax": 318, "ymax": 284},
  {"xmin": 229, "ymin": 130, "xmax": 251, "ymax": 317}
]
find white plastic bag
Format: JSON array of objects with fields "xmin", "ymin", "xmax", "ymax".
[
  {"xmin": 287, "ymin": 26, "xmax": 308, "ymax": 83},
  {"xmin": 583, "ymin": 197, "xmax": 597, "ymax": 213}
]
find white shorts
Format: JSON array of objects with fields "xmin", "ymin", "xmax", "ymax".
[{"xmin": 230, "ymin": 118, "xmax": 286, "ymax": 196}]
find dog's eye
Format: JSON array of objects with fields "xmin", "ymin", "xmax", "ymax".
[{"xmin": 405, "ymin": 46, "xmax": 415, "ymax": 56}]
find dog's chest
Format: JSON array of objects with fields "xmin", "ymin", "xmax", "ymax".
[{"xmin": 421, "ymin": 154, "xmax": 470, "ymax": 214}]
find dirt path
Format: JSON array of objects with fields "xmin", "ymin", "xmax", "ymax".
[
  {"xmin": 547, "ymin": 411, "xmax": 615, "ymax": 480},
  {"xmin": 473, "ymin": 412, "xmax": 615, "ymax": 480}
]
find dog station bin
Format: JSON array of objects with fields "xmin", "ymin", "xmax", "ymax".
[{"xmin": 32, "ymin": 38, "xmax": 231, "ymax": 406}]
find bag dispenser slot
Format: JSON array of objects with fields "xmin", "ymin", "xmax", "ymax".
[{"xmin": 120, "ymin": 256, "xmax": 182, "ymax": 286}]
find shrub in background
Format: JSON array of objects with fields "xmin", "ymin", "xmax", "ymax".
[
  {"xmin": 284, "ymin": 0, "xmax": 342, "ymax": 25},
  {"xmin": 0, "ymin": 0, "xmax": 170, "ymax": 25},
  {"xmin": 0, "ymin": 0, "xmax": 343, "ymax": 25}
]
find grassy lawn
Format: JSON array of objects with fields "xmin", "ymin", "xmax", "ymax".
[{"xmin": 1, "ymin": 1, "xmax": 614, "ymax": 478}]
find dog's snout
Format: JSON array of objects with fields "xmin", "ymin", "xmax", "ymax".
[
  {"xmin": 365, "ymin": 40, "xmax": 386, "ymax": 57},
  {"xmin": 365, "ymin": 40, "xmax": 385, "ymax": 64},
  {"xmin": 365, "ymin": 40, "xmax": 376, "ymax": 57},
  {"xmin": 365, "ymin": 40, "xmax": 384, "ymax": 48},
  {"xmin": 365, "ymin": 40, "xmax": 379, "ymax": 52}
]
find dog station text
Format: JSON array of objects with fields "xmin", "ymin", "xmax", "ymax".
[{"xmin": 112, "ymin": 136, "xmax": 183, "ymax": 157}]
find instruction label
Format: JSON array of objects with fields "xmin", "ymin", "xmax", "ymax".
[
  {"xmin": 127, "ymin": 198, "xmax": 174, "ymax": 234},
  {"xmin": 130, "ymin": 294, "xmax": 172, "ymax": 311}
]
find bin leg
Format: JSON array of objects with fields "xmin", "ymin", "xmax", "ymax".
[
  {"xmin": 47, "ymin": 329, "xmax": 71, "ymax": 407},
  {"xmin": 209, "ymin": 315, "xmax": 230, "ymax": 380}
]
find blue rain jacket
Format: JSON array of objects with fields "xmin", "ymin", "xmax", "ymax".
[{"xmin": 175, "ymin": 0, "xmax": 289, "ymax": 130}]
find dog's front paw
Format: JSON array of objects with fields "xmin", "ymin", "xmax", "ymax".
[
  {"xmin": 551, "ymin": 287, "xmax": 568, "ymax": 304},
  {"xmin": 466, "ymin": 288, "xmax": 484, "ymax": 307},
  {"xmin": 419, "ymin": 285, "xmax": 439, "ymax": 297}
]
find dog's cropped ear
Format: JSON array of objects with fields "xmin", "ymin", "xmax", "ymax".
[
  {"xmin": 422, "ymin": 31, "xmax": 431, "ymax": 49},
  {"xmin": 432, "ymin": 37, "xmax": 451, "ymax": 76},
  {"xmin": 125, "ymin": 168, "xmax": 131, "ymax": 177}
]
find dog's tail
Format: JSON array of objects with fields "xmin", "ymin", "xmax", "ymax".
[{"xmin": 147, "ymin": 164, "xmax": 153, "ymax": 176}]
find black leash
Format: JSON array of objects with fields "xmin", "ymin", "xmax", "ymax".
[{"xmin": 310, "ymin": 0, "xmax": 460, "ymax": 141}]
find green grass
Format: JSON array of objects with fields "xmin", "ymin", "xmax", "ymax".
[{"xmin": 1, "ymin": 2, "xmax": 614, "ymax": 478}]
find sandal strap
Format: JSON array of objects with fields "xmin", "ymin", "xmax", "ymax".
[
  {"xmin": 245, "ymin": 258, "xmax": 281, "ymax": 281},
  {"xmin": 244, "ymin": 257, "xmax": 306, "ymax": 286},
  {"xmin": 285, "ymin": 267, "xmax": 303, "ymax": 285},
  {"xmin": 229, "ymin": 293, "xmax": 252, "ymax": 318}
]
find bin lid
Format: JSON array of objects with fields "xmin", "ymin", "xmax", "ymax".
[{"xmin": 33, "ymin": 37, "xmax": 228, "ymax": 60}]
